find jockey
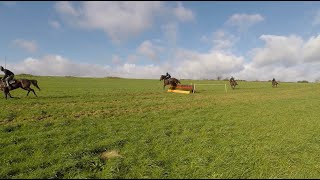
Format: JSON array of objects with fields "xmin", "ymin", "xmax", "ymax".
[
  {"xmin": 272, "ymin": 78, "xmax": 275, "ymax": 82},
  {"xmin": 165, "ymin": 72, "xmax": 171, "ymax": 79},
  {"xmin": 0, "ymin": 66, "xmax": 14, "ymax": 88}
]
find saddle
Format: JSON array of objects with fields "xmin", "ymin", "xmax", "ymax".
[
  {"xmin": 1, "ymin": 79, "xmax": 16, "ymax": 87},
  {"xmin": 9, "ymin": 80, "xmax": 16, "ymax": 84}
]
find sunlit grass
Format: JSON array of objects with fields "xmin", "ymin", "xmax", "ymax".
[{"xmin": 1, "ymin": 75, "xmax": 320, "ymax": 178}]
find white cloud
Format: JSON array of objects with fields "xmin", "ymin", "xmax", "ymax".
[
  {"xmin": 55, "ymin": 1, "xmax": 79, "ymax": 17},
  {"xmin": 173, "ymin": 49, "xmax": 245, "ymax": 80},
  {"xmin": 112, "ymin": 63, "xmax": 164, "ymax": 79},
  {"xmin": 7, "ymin": 54, "xmax": 163, "ymax": 79},
  {"xmin": 303, "ymin": 35, "xmax": 320, "ymax": 62},
  {"xmin": 226, "ymin": 13, "xmax": 264, "ymax": 31},
  {"xmin": 235, "ymin": 63, "xmax": 320, "ymax": 82},
  {"xmin": 172, "ymin": 33, "xmax": 320, "ymax": 82},
  {"xmin": 10, "ymin": 55, "xmax": 111, "ymax": 77},
  {"xmin": 12, "ymin": 39, "xmax": 38, "ymax": 53},
  {"xmin": 49, "ymin": 20, "xmax": 61, "ymax": 29},
  {"xmin": 212, "ymin": 30, "xmax": 238, "ymax": 50},
  {"xmin": 7, "ymin": 27, "xmax": 320, "ymax": 82},
  {"xmin": 249, "ymin": 34, "xmax": 304, "ymax": 68},
  {"xmin": 54, "ymin": 1, "xmax": 196, "ymax": 43},
  {"xmin": 137, "ymin": 40, "xmax": 164, "ymax": 61},
  {"xmin": 55, "ymin": 1, "xmax": 165, "ymax": 43},
  {"xmin": 235, "ymin": 34, "xmax": 320, "ymax": 82},
  {"xmin": 173, "ymin": 2, "xmax": 195, "ymax": 22},
  {"xmin": 5, "ymin": 51, "xmax": 245, "ymax": 80}
]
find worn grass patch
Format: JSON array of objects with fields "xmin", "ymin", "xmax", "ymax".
[{"xmin": 100, "ymin": 150, "xmax": 122, "ymax": 161}]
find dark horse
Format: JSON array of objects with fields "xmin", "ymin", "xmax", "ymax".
[
  {"xmin": 0, "ymin": 78, "xmax": 41, "ymax": 99},
  {"xmin": 160, "ymin": 75, "xmax": 181, "ymax": 90},
  {"xmin": 229, "ymin": 78, "xmax": 238, "ymax": 89},
  {"xmin": 272, "ymin": 79, "xmax": 279, "ymax": 88}
]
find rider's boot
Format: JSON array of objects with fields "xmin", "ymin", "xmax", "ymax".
[{"xmin": 6, "ymin": 81, "xmax": 11, "ymax": 90}]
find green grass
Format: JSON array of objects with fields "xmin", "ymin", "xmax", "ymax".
[{"xmin": 1, "ymin": 75, "xmax": 320, "ymax": 178}]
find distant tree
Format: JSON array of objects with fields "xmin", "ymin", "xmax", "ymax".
[
  {"xmin": 217, "ymin": 75, "xmax": 222, "ymax": 81},
  {"xmin": 297, "ymin": 80, "xmax": 309, "ymax": 83}
]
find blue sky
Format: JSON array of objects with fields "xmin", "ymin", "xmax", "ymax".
[{"xmin": 1, "ymin": 1, "xmax": 320, "ymax": 82}]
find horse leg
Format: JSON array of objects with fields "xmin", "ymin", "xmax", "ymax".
[
  {"xmin": 3, "ymin": 89, "xmax": 9, "ymax": 99},
  {"xmin": 26, "ymin": 88, "xmax": 37, "ymax": 97},
  {"xmin": 31, "ymin": 88, "xmax": 37, "ymax": 97},
  {"xmin": 8, "ymin": 92, "xmax": 13, "ymax": 98},
  {"xmin": 3, "ymin": 91, "xmax": 7, "ymax": 99},
  {"xmin": 21, "ymin": 87, "xmax": 35, "ymax": 97},
  {"xmin": 20, "ymin": 87, "xmax": 30, "ymax": 96}
]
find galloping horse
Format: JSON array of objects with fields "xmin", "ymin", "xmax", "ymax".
[
  {"xmin": 229, "ymin": 77, "xmax": 238, "ymax": 89},
  {"xmin": 160, "ymin": 75, "xmax": 181, "ymax": 90},
  {"xmin": 0, "ymin": 78, "xmax": 41, "ymax": 99},
  {"xmin": 272, "ymin": 79, "xmax": 279, "ymax": 88}
]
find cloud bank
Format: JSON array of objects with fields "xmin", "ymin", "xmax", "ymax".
[
  {"xmin": 6, "ymin": 33, "xmax": 320, "ymax": 82},
  {"xmin": 4, "ymin": 3, "xmax": 320, "ymax": 82}
]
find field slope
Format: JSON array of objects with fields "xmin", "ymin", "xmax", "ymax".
[{"xmin": 1, "ymin": 75, "xmax": 320, "ymax": 179}]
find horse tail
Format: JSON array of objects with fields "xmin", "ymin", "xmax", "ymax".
[{"xmin": 30, "ymin": 80, "xmax": 41, "ymax": 91}]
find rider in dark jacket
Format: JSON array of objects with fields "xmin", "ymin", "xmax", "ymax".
[
  {"xmin": 0, "ymin": 66, "xmax": 14, "ymax": 88},
  {"xmin": 166, "ymin": 72, "xmax": 171, "ymax": 79}
]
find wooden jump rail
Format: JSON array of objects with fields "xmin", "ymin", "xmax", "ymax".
[
  {"xmin": 168, "ymin": 84, "xmax": 194, "ymax": 94},
  {"xmin": 167, "ymin": 83, "xmax": 227, "ymax": 94}
]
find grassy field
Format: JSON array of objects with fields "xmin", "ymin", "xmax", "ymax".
[{"xmin": 1, "ymin": 75, "xmax": 320, "ymax": 179}]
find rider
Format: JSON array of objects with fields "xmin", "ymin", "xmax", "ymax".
[
  {"xmin": 0, "ymin": 66, "xmax": 14, "ymax": 88},
  {"xmin": 165, "ymin": 72, "xmax": 173, "ymax": 85},
  {"xmin": 165, "ymin": 72, "xmax": 171, "ymax": 79},
  {"xmin": 272, "ymin": 78, "xmax": 276, "ymax": 82}
]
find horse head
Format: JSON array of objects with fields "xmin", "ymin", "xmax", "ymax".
[{"xmin": 160, "ymin": 75, "xmax": 166, "ymax": 81}]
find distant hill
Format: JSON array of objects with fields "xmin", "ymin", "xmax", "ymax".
[
  {"xmin": 105, "ymin": 76, "xmax": 123, "ymax": 79},
  {"xmin": 16, "ymin": 73, "xmax": 35, "ymax": 76}
]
